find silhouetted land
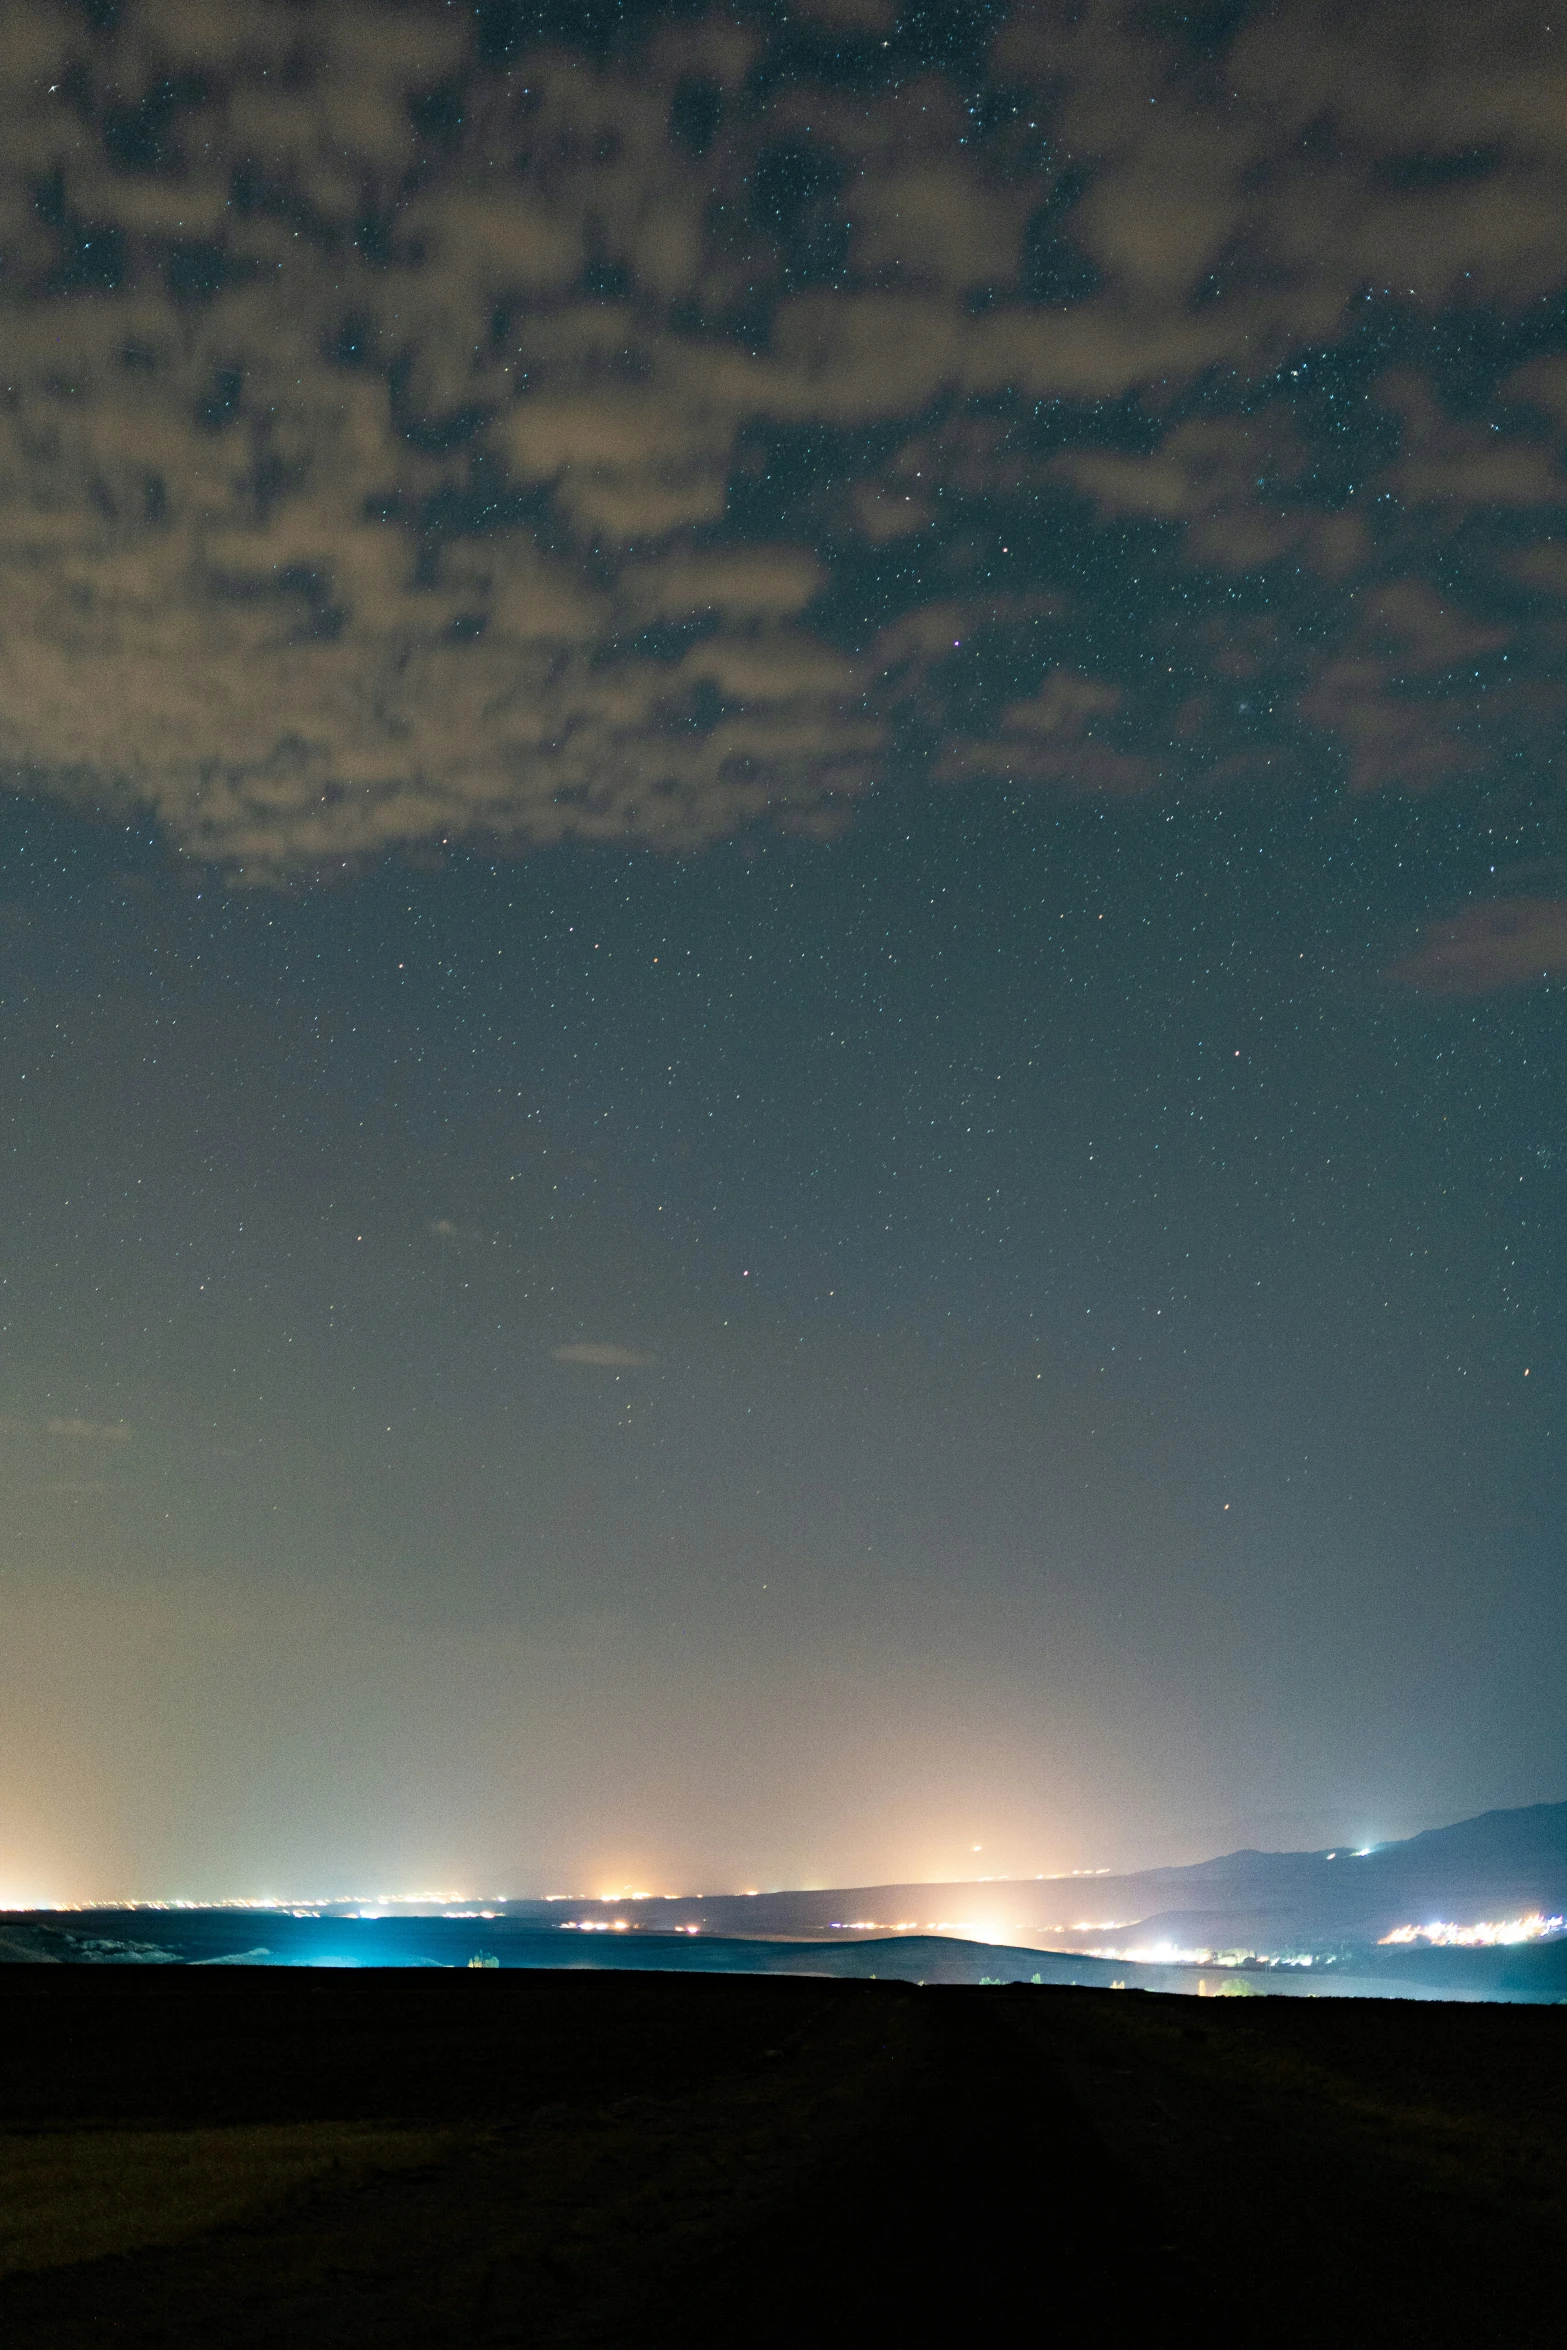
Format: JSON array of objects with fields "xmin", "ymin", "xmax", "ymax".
[{"xmin": 0, "ymin": 1967, "xmax": 1560, "ymax": 2346}]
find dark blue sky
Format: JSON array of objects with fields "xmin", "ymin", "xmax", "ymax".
[{"xmin": 0, "ymin": 0, "xmax": 1563, "ymax": 1901}]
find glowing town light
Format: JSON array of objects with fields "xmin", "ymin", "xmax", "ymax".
[
  {"xmin": 1379, "ymin": 1913, "xmax": 1564, "ymax": 1948},
  {"xmin": 951, "ymin": 1918, "xmax": 1027, "ymax": 1946}
]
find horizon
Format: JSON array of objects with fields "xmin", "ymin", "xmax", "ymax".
[{"xmin": 10, "ymin": 1793, "xmax": 1566, "ymax": 1917}]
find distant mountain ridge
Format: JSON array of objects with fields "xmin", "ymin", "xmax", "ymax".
[
  {"xmin": 15, "ymin": 1802, "xmax": 1563, "ymax": 1969},
  {"xmin": 501, "ymin": 1800, "xmax": 1567, "ymax": 1957}
]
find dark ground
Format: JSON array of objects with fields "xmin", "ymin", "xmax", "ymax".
[{"xmin": 0, "ymin": 1968, "xmax": 1560, "ymax": 2347}]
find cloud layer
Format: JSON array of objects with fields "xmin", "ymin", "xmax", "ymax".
[{"xmin": 0, "ymin": 0, "xmax": 1563, "ymax": 874}]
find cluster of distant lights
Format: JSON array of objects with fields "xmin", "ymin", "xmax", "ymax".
[
  {"xmin": 24, "ymin": 1869, "xmax": 1121, "ymax": 1919},
  {"xmin": 1379, "ymin": 1913, "xmax": 1565, "ymax": 1948},
  {"xmin": 831, "ymin": 1919, "xmax": 925, "ymax": 1932},
  {"xmin": 57, "ymin": 1894, "xmax": 504, "ymax": 1915},
  {"xmin": 559, "ymin": 1918, "xmax": 703, "ymax": 1935},
  {"xmin": 21, "ymin": 1881, "xmax": 1565, "ymax": 1967},
  {"xmin": 1087, "ymin": 1942, "xmax": 1323, "ymax": 1967}
]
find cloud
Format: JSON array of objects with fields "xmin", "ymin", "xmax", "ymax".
[
  {"xmin": 46, "ymin": 1418, "xmax": 132, "ymax": 1443},
  {"xmin": 1359, "ymin": 583, "xmax": 1511, "ymax": 672},
  {"xmin": 997, "ymin": 0, "xmax": 1567, "ymax": 320},
  {"xmin": 939, "ymin": 670, "xmax": 1155, "ymax": 796},
  {"xmin": 1377, "ymin": 373, "xmax": 1566, "ymax": 509},
  {"xmin": 1052, "ymin": 414, "xmax": 1322, "ymax": 573},
  {"xmin": 551, "ymin": 1343, "xmax": 656, "ymax": 1370},
  {"xmin": 616, "ymin": 547, "xmax": 825, "ymax": 625},
  {"xmin": 1296, "ymin": 662, "xmax": 1480, "ymax": 795},
  {"xmin": 0, "ymin": 0, "xmax": 1563, "ymax": 869},
  {"xmin": 1386, "ymin": 897, "xmax": 1567, "ymax": 995}
]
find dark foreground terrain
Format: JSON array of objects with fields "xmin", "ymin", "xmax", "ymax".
[{"xmin": 0, "ymin": 1968, "xmax": 1560, "ymax": 2347}]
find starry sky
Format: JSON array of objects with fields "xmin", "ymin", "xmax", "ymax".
[{"xmin": 1, "ymin": 0, "xmax": 1564, "ymax": 1905}]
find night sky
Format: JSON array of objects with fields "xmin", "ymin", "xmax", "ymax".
[{"xmin": 2, "ymin": 0, "xmax": 1564, "ymax": 1906}]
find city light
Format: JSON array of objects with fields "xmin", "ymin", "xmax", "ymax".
[{"xmin": 1379, "ymin": 1913, "xmax": 1565, "ymax": 1948}]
